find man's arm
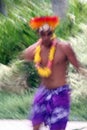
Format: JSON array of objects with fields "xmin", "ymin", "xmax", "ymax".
[
  {"xmin": 63, "ymin": 42, "xmax": 87, "ymax": 76},
  {"xmin": 20, "ymin": 44, "xmax": 35, "ymax": 62},
  {"xmin": 20, "ymin": 39, "xmax": 41, "ymax": 62}
]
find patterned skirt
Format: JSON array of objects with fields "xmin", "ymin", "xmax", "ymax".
[{"xmin": 29, "ymin": 84, "xmax": 71, "ymax": 130}]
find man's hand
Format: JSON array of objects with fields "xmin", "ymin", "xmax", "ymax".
[{"xmin": 78, "ymin": 67, "xmax": 87, "ymax": 77}]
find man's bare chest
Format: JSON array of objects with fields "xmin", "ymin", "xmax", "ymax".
[{"xmin": 40, "ymin": 47, "xmax": 67, "ymax": 66}]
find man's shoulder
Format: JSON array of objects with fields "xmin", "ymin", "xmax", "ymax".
[
  {"xmin": 29, "ymin": 39, "xmax": 41, "ymax": 48},
  {"xmin": 56, "ymin": 39, "xmax": 73, "ymax": 56},
  {"xmin": 57, "ymin": 38, "xmax": 71, "ymax": 48}
]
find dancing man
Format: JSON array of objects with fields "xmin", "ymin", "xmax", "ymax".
[{"xmin": 21, "ymin": 16, "xmax": 87, "ymax": 130}]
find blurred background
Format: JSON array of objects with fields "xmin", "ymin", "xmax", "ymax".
[{"xmin": 0, "ymin": 0, "xmax": 87, "ymax": 121}]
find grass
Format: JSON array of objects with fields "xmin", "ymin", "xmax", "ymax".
[
  {"xmin": 0, "ymin": 90, "xmax": 35, "ymax": 119},
  {"xmin": 70, "ymin": 74, "xmax": 87, "ymax": 121},
  {"xmin": 68, "ymin": 21, "xmax": 87, "ymax": 121}
]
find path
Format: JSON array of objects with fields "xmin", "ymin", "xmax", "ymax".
[{"xmin": 0, "ymin": 120, "xmax": 87, "ymax": 130}]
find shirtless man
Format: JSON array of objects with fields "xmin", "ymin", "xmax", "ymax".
[{"xmin": 21, "ymin": 16, "xmax": 86, "ymax": 130}]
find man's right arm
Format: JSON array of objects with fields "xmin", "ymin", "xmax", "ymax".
[
  {"xmin": 20, "ymin": 38, "xmax": 42, "ymax": 62},
  {"xmin": 20, "ymin": 44, "xmax": 35, "ymax": 62}
]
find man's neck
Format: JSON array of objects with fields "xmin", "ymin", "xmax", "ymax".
[{"xmin": 42, "ymin": 40, "xmax": 53, "ymax": 48}]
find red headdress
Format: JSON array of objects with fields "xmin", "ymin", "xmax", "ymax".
[{"xmin": 29, "ymin": 16, "xmax": 59, "ymax": 30}]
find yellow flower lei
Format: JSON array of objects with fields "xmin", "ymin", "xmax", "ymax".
[{"xmin": 34, "ymin": 35, "xmax": 56, "ymax": 78}]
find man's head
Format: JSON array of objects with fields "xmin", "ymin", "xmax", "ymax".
[{"xmin": 29, "ymin": 16, "xmax": 59, "ymax": 45}]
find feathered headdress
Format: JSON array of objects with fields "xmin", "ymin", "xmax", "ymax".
[{"xmin": 29, "ymin": 16, "xmax": 59, "ymax": 30}]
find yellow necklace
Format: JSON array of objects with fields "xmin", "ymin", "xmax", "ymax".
[{"xmin": 34, "ymin": 37, "xmax": 56, "ymax": 78}]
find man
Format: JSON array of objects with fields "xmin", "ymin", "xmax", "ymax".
[{"xmin": 21, "ymin": 16, "xmax": 86, "ymax": 130}]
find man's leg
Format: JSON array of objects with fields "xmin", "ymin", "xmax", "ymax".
[{"xmin": 33, "ymin": 124, "xmax": 41, "ymax": 130}]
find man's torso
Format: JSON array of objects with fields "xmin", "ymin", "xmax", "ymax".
[{"xmin": 39, "ymin": 39, "xmax": 69, "ymax": 89}]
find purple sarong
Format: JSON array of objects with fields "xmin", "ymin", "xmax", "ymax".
[{"xmin": 29, "ymin": 84, "xmax": 71, "ymax": 130}]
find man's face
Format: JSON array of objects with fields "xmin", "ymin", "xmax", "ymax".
[
  {"xmin": 38, "ymin": 24, "xmax": 53, "ymax": 45},
  {"xmin": 39, "ymin": 30, "xmax": 53, "ymax": 44}
]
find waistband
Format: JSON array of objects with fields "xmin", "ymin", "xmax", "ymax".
[{"xmin": 39, "ymin": 84, "xmax": 71, "ymax": 93}]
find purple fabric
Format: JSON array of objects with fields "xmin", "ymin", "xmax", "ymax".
[{"xmin": 29, "ymin": 84, "xmax": 71, "ymax": 130}]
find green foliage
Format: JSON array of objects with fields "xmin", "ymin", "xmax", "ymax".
[
  {"xmin": 0, "ymin": 0, "xmax": 52, "ymax": 64},
  {"xmin": 55, "ymin": 0, "xmax": 87, "ymax": 39},
  {"xmin": 0, "ymin": 0, "xmax": 87, "ymax": 64},
  {"xmin": 0, "ymin": 90, "xmax": 35, "ymax": 119},
  {"xmin": 69, "ymin": 0, "xmax": 87, "ymax": 23},
  {"xmin": 0, "ymin": 16, "xmax": 22, "ymax": 63},
  {"xmin": 71, "ymin": 97, "xmax": 87, "ymax": 121},
  {"xmin": 16, "ymin": 61, "xmax": 40, "ymax": 87},
  {"xmin": 0, "ymin": 15, "xmax": 38, "ymax": 64},
  {"xmin": 55, "ymin": 17, "xmax": 79, "ymax": 39},
  {"xmin": 69, "ymin": 72, "xmax": 87, "ymax": 121}
]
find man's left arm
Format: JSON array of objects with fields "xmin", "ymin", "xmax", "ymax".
[{"xmin": 63, "ymin": 42, "xmax": 87, "ymax": 76}]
